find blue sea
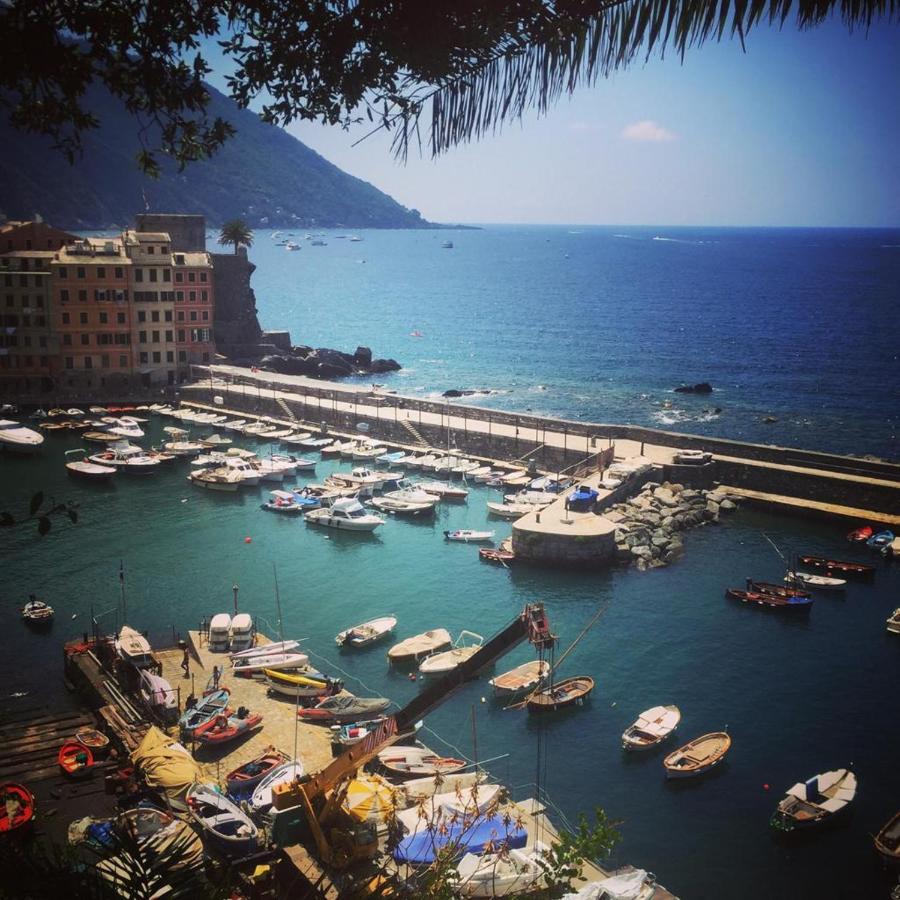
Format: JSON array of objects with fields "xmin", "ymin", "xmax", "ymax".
[
  {"xmin": 2, "ymin": 226, "xmax": 899, "ymax": 899},
  {"xmin": 251, "ymin": 225, "xmax": 900, "ymax": 461}
]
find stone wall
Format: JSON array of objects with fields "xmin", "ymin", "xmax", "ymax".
[
  {"xmin": 209, "ymin": 251, "xmax": 263, "ymax": 358},
  {"xmin": 136, "ymin": 214, "xmax": 206, "ymax": 252},
  {"xmin": 511, "ymin": 527, "xmax": 618, "ymax": 568}
]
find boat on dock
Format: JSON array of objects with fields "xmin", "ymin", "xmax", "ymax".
[
  {"xmin": 249, "ymin": 760, "xmax": 305, "ymax": 812},
  {"xmin": 264, "ymin": 668, "xmax": 341, "ymax": 698},
  {"xmin": 229, "ymin": 639, "xmax": 299, "ymax": 660},
  {"xmin": 444, "ymin": 529, "xmax": 495, "ymax": 543},
  {"xmin": 622, "ymin": 705, "xmax": 682, "ymax": 751},
  {"xmin": 418, "ymin": 631, "xmax": 484, "ymax": 675},
  {"xmin": 393, "ymin": 812, "xmax": 527, "ymax": 866},
  {"xmin": 58, "ymin": 741, "xmax": 94, "ymax": 778},
  {"xmin": 785, "ymin": 570, "xmax": 846, "ymax": 591},
  {"xmin": 526, "ymin": 676, "xmax": 595, "ymax": 712},
  {"xmin": 874, "ymin": 810, "xmax": 900, "ymax": 864},
  {"xmin": 886, "ymin": 608, "xmax": 900, "ymax": 635},
  {"xmin": 138, "ymin": 670, "xmax": 178, "ymax": 723},
  {"xmin": 0, "ymin": 783, "xmax": 34, "ymax": 834},
  {"xmin": 388, "ymin": 628, "xmax": 452, "ymax": 664},
  {"xmin": 336, "ymin": 616, "xmax": 397, "ymax": 648},
  {"xmin": 847, "ymin": 525, "xmax": 874, "ymax": 543},
  {"xmin": 489, "ymin": 660, "xmax": 549, "ymax": 695},
  {"xmin": 64, "ymin": 449, "xmax": 116, "ymax": 480},
  {"xmin": 378, "ymin": 744, "xmax": 467, "ymax": 779},
  {"xmin": 771, "ymin": 768, "xmax": 857, "ymax": 832},
  {"xmin": 663, "ymin": 732, "xmax": 731, "ymax": 779},
  {"xmin": 115, "ymin": 625, "xmax": 156, "ymax": 669},
  {"xmin": 226, "ymin": 749, "xmax": 288, "ymax": 797},
  {"xmin": 193, "ymin": 708, "xmax": 263, "ymax": 745},
  {"xmin": 456, "ymin": 842, "xmax": 549, "ymax": 897},
  {"xmin": 726, "ymin": 588, "xmax": 813, "ymax": 611},
  {"xmin": 179, "ymin": 688, "xmax": 231, "ymax": 738},
  {"xmin": 21, "ymin": 597, "xmax": 54, "ymax": 627},
  {"xmin": 297, "ymin": 694, "xmax": 391, "ymax": 724},
  {"xmin": 232, "ymin": 651, "xmax": 309, "ymax": 677},
  {"xmin": 796, "ymin": 555, "xmax": 876, "ymax": 579},
  {"xmin": 185, "ymin": 783, "xmax": 259, "ymax": 857}
]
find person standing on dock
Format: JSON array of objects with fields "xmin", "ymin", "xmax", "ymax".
[{"xmin": 180, "ymin": 643, "xmax": 190, "ymax": 679}]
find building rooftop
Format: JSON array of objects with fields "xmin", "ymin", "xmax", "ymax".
[{"xmin": 173, "ymin": 251, "xmax": 211, "ymax": 266}]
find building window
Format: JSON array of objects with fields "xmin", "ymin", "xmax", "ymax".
[
  {"xmin": 176, "ymin": 311, "xmax": 185, "ymax": 322},
  {"xmin": 189, "ymin": 291, "xmax": 196, "ymax": 302},
  {"xmin": 151, "ymin": 310, "xmax": 159, "ymax": 322},
  {"xmin": 97, "ymin": 267, "xmax": 106, "ymax": 278},
  {"xmin": 152, "ymin": 351, "xmax": 161, "ymax": 363},
  {"xmin": 99, "ymin": 312, "xmax": 108, "ymax": 324},
  {"xmin": 178, "ymin": 350, "xmax": 187, "ymax": 362},
  {"xmin": 202, "ymin": 311, "xmax": 209, "ymax": 321},
  {"xmin": 2, "ymin": 275, "xmax": 10, "ymax": 287},
  {"xmin": 36, "ymin": 296, "xmax": 44, "ymax": 308},
  {"xmin": 201, "ymin": 290, "xmax": 208, "ymax": 302},
  {"xmin": 81, "ymin": 334, "xmax": 90, "ymax": 345},
  {"xmin": 135, "ymin": 269, "xmax": 143, "ymax": 282},
  {"xmin": 152, "ymin": 330, "xmax": 160, "ymax": 342},
  {"xmin": 79, "ymin": 312, "xmax": 88, "ymax": 324},
  {"xmin": 77, "ymin": 266, "xmax": 85, "ymax": 278},
  {"xmin": 163, "ymin": 268, "xmax": 171, "ymax": 282},
  {"xmin": 58, "ymin": 267, "xmax": 68, "ymax": 279},
  {"xmin": 101, "ymin": 354, "xmax": 110, "ymax": 368},
  {"xmin": 78, "ymin": 289, "xmax": 87, "ymax": 302},
  {"xmin": 189, "ymin": 311, "xmax": 197, "ymax": 322},
  {"xmin": 60, "ymin": 289, "xmax": 69, "ymax": 302},
  {"xmin": 139, "ymin": 352, "xmax": 148, "ymax": 364},
  {"xmin": 138, "ymin": 330, "xmax": 147, "ymax": 343},
  {"xmin": 161, "ymin": 245, "xmax": 168, "ymax": 254},
  {"xmin": 176, "ymin": 291, "xmax": 184, "ymax": 301},
  {"xmin": 177, "ymin": 329, "xmax": 185, "ymax": 342},
  {"xmin": 165, "ymin": 330, "xmax": 173, "ymax": 342},
  {"xmin": 115, "ymin": 333, "xmax": 130, "ymax": 345},
  {"xmin": 138, "ymin": 311, "xmax": 146, "ymax": 323},
  {"xmin": 200, "ymin": 272, "xmax": 208, "ymax": 283},
  {"xmin": 39, "ymin": 336, "xmax": 46, "ymax": 348},
  {"xmin": 19, "ymin": 274, "xmax": 27, "ymax": 287},
  {"xmin": 115, "ymin": 266, "xmax": 124, "ymax": 279},
  {"xmin": 147, "ymin": 245, "xmax": 155, "ymax": 255},
  {"xmin": 175, "ymin": 272, "xmax": 183, "ymax": 283},
  {"xmin": 188, "ymin": 272, "xmax": 196, "ymax": 283},
  {"xmin": 149, "ymin": 268, "xmax": 158, "ymax": 283},
  {"xmin": 119, "ymin": 355, "xmax": 128, "ymax": 367},
  {"xmin": 166, "ymin": 351, "xmax": 174, "ymax": 363},
  {"xmin": 4, "ymin": 295, "xmax": 12, "ymax": 307},
  {"xmin": 63, "ymin": 334, "xmax": 72, "ymax": 346},
  {"xmin": 84, "ymin": 356, "xmax": 92, "ymax": 369},
  {"xmin": 40, "ymin": 355, "xmax": 48, "ymax": 366},
  {"xmin": 164, "ymin": 310, "xmax": 172, "ymax": 322},
  {"xmin": 35, "ymin": 315, "xmax": 45, "ymax": 327},
  {"xmin": 65, "ymin": 356, "xmax": 74, "ymax": 369},
  {"xmin": 116, "ymin": 312, "xmax": 125, "ymax": 324},
  {"xmin": 62, "ymin": 312, "xmax": 70, "ymax": 324}
]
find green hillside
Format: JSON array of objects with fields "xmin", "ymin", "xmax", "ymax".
[{"xmin": 0, "ymin": 83, "xmax": 430, "ymax": 230}]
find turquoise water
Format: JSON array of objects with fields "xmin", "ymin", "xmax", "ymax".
[
  {"xmin": 2, "ymin": 418, "xmax": 899, "ymax": 899},
  {"xmin": 249, "ymin": 226, "xmax": 900, "ymax": 461}
]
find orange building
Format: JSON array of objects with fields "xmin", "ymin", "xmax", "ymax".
[
  {"xmin": 1, "ymin": 220, "xmax": 78, "ymax": 252},
  {"xmin": 173, "ymin": 250, "xmax": 215, "ymax": 380}
]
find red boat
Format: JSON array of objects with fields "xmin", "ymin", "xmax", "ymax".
[
  {"xmin": 727, "ymin": 589, "xmax": 813, "ymax": 611},
  {"xmin": 58, "ymin": 742, "xmax": 94, "ymax": 778},
  {"xmin": 225, "ymin": 750, "xmax": 286, "ymax": 795},
  {"xmin": 797, "ymin": 555, "xmax": 876, "ymax": 579},
  {"xmin": 0, "ymin": 783, "xmax": 35, "ymax": 834},
  {"xmin": 746, "ymin": 579, "xmax": 811, "ymax": 599},
  {"xmin": 847, "ymin": 526, "xmax": 874, "ymax": 543},
  {"xmin": 193, "ymin": 709, "xmax": 263, "ymax": 746},
  {"xmin": 479, "ymin": 548, "xmax": 515, "ymax": 565}
]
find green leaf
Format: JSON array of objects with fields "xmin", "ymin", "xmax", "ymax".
[
  {"xmin": 37, "ymin": 516, "xmax": 52, "ymax": 536},
  {"xmin": 30, "ymin": 491, "xmax": 44, "ymax": 516}
]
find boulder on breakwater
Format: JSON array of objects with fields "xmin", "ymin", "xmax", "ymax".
[
  {"xmin": 259, "ymin": 345, "xmax": 401, "ymax": 380},
  {"xmin": 608, "ymin": 482, "xmax": 740, "ymax": 571}
]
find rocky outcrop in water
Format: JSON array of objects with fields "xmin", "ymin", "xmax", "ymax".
[
  {"xmin": 674, "ymin": 382, "xmax": 713, "ymax": 394},
  {"xmin": 259, "ymin": 345, "xmax": 401, "ymax": 380},
  {"xmin": 605, "ymin": 483, "xmax": 740, "ymax": 571}
]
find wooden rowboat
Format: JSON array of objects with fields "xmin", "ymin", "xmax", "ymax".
[
  {"xmin": 74, "ymin": 727, "xmax": 110, "ymax": 757},
  {"xmin": 526, "ymin": 676, "xmax": 594, "ymax": 712},
  {"xmin": 0, "ymin": 783, "xmax": 35, "ymax": 834},
  {"xmin": 622, "ymin": 705, "xmax": 681, "ymax": 751},
  {"xmin": 726, "ymin": 588, "xmax": 813, "ymax": 611},
  {"xmin": 746, "ymin": 579, "xmax": 811, "ymax": 599},
  {"xmin": 663, "ymin": 732, "xmax": 731, "ymax": 778},
  {"xmin": 796, "ymin": 555, "xmax": 875, "ymax": 579},
  {"xmin": 59, "ymin": 742, "xmax": 94, "ymax": 778},
  {"xmin": 886, "ymin": 608, "xmax": 900, "ymax": 635},
  {"xmin": 378, "ymin": 744, "xmax": 467, "ymax": 779},
  {"xmin": 771, "ymin": 768, "xmax": 857, "ymax": 832},
  {"xmin": 226, "ymin": 749, "xmax": 287, "ymax": 796},
  {"xmin": 489, "ymin": 660, "xmax": 549, "ymax": 695},
  {"xmin": 874, "ymin": 810, "xmax": 900, "ymax": 863}
]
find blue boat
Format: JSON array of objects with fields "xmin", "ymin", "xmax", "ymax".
[
  {"xmin": 867, "ymin": 530, "xmax": 894, "ymax": 549},
  {"xmin": 377, "ymin": 451, "xmax": 406, "ymax": 465},
  {"xmin": 567, "ymin": 484, "xmax": 599, "ymax": 512},
  {"xmin": 179, "ymin": 688, "xmax": 230, "ymax": 737},
  {"xmin": 393, "ymin": 813, "xmax": 527, "ymax": 865}
]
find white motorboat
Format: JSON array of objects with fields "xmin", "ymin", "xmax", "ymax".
[
  {"xmin": 249, "ymin": 760, "xmax": 305, "ymax": 812},
  {"xmin": 243, "ymin": 421, "xmax": 276, "ymax": 437},
  {"xmin": 419, "ymin": 481, "xmax": 469, "ymax": 501},
  {"xmin": 320, "ymin": 440, "xmax": 348, "ymax": 457},
  {"xmin": 88, "ymin": 443, "xmax": 161, "ymax": 474},
  {"xmin": 208, "ymin": 613, "xmax": 232, "ymax": 652},
  {"xmin": 115, "ymin": 625, "xmax": 155, "ymax": 669},
  {"xmin": 499, "ymin": 469, "xmax": 529, "ymax": 486},
  {"xmin": 486, "ymin": 502, "xmax": 531, "ymax": 520},
  {"xmin": 418, "ymin": 631, "xmax": 484, "ymax": 675},
  {"xmin": 785, "ymin": 570, "xmax": 847, "ymax": 591},
  {"xmin": 503, "ymin": 490, "xmax": 555, "ymax": 507},
  {"xmin": 199, "ymin": 433, "xmax": 232, "ymax": 448},
  {"xmin": 105, "ymin": 416, "xmax": 145, "ymax": 439},
  {"xmin": 188, "ymin": 467, "xmax": 244, "ymax": 492},
  {"xmin": 457, "ymin": 842, "xmax": 549, "ymax": 897},
  {"xmin": 587, "ymin": 868, "xmax": 658, "ymax": 900},
  {"xmin": 622, "ymin": 705, "xmax": 682, "ymax": 751},
  {"xmin": 22, "ymin": 597, "xmax": 54, "ymax": 626},
  {"xmin": 329, "ymin": 467, "xmax": 384, "ymax": 490},
  {"xmin": 230, "ymin": 613, "xmax": 254, "ymax": 652},
  {"xmin": 230, "ymin": 639, "xmax": 300, "ymax": 661},
  {"xmin": 221, "ymin": 419, "xmax": 248, "ymax": 432},
  {"xmin": 162, "ymin": 439, "xmax": 206, "ymax": 457},
  {"xmin": 465, "ymin": 466, "xmax": 493, "ymax": 480},
  {"xmin": 414, "ymin": 453, "xmax": 440, "ymax": 469},
  {"xmin": 352, "ymin": 440, "xmax": 387, "ymax": 460},
  {"xmin": 139, "ymin": 669, "xmax": 178, "ymax": 722},
  {"xmin": 300, "ymin": 436, "xmax": 333, "ymax": 449},
  {"xmin": 222, "ymin": 457, "xmax": 263, "ymax": 485},
  {"xmin": 450, "ymin": 459, "xmax": 480, "ymax": 476},
  {"xmin": 388, "ymin": 629, "xmax": 452, "ymax": 664},
  {"xmin": 368, "ymin": 496, "xmax": 435, "ymax": 517},
  {"xmin": 254, "ymin": 457, "xmax": 297, "ymax": 482},
  {"xmin": 305, "ymin": 498, "xmax": 384, "ymax": 532},
  {"xmin": 473, "ymin": 468, "xmax": 507, "ymax": 483},
  {"xmin": 65, "ymin": 449, "xmax": 116, "ymax": 480},
  {"xmin": 280, "ymin": 432, "xmax": 313, "ymax": 446},
  {"xmin": 0, "ymin": 419, "xmax": 45, "ymax": 453},
  {"xmin": 264, "ymin": 427, "xmax": 296, "ymax": 439},
  {"xmin": 383, "ymin": 483, "xmax": 438, "ymax": 505},
  {"xmin": 336, "ymin": 616, "xmax": 398, "ymax": 648},
  {"xmin": 233, "ymin": 651, "xmax": 310, "ymax": 676},
  {"xmin": 489, "ymin": 660, "xmax": 550, "ymax": 695},
  {"xmin": 444, "ymin": 529, "xmax": 495, "ymax": 543}
]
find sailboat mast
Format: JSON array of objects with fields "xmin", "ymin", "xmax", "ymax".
[{"xmin": 119, "ymin": 560, "xmax": 126, "ymax": 623}]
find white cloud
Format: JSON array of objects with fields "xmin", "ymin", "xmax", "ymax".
[{"xmin": 621, "ymin": 120, "xmax": 677, "ymax": 142}]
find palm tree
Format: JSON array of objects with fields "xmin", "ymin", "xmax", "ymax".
[{"xmin": 218, "ymin": 220, "xmax": 253, "ymax": 255}]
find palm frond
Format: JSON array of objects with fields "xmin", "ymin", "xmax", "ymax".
[{"xmin": 385, "ymin": 0, "xmax": 898, "ymax": 159}]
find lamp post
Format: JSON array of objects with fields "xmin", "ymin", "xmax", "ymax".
[{"xmin": 232, "ymin": 583, "xmax": 239, "ymax": 616}]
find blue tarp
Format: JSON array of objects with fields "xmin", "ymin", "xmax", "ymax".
[{"xmin": 393, "ymin": 814, "xmax": 527, "ymax": 865}]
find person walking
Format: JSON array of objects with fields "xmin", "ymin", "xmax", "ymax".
[{"xmin": 180, "ymin": 644, "xmax": 190, "ymax": 679}]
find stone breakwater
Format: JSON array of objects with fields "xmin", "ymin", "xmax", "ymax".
[{"xmin": 604, "ymin": 482, "xmax": 740, "ymax": 571}]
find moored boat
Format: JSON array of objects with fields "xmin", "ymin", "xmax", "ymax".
[
  {"xmin": 796, "ymin": 555, "xmax": 876, "ymax": 579},
  {"xmin": 335, "ymin": 616, "xmax": 397, "ymax": 648},
  {"xmin": 746, "ymin": 579, "xmax": 811, "ymax": 599},
  {"xmin": 444, "ymin": 529, "xmax": 495, "ymax": 543},
  {"xmin": 260, "ymin": 489, "xmax": 305, "ymax": 513},
  {"xmin": 418, "ymin": 481, "xmax": 469, "ymax": 501},
  {"xmin": 64, "ymin": 449, "xmax": 116, "ymax": 480},
  {"xmin": 21, "ymin": 597, "xmax": 54, "ymax": 626},
  {"xmin": 847, "ymin": 525, "xmax": 874, "ymax": 543},
  {"xmin": 59, "ymin": 742, "xmax": 94, "ymax": 778},
  {"xmin": 770, "ymin": 768, "xmax": 857, "ymax": 832},
  {"xmin": 526, "ymin": 676, "xmax": 595, "ymax": 712},
  {"xmin": 393, "ymin": 812, "xmax": 527, "ymax": 866},
  {"xmin": 785, "ymin": 570, "xmax": 846, "ymax": 591},
  {"xmin": 886, "ymin": 608, "xmax": 900, "ymax": 635},
  {"xmin": 867, "ymin": 530, "xmax": 895, "ymax": 550},
  {"xmin": 378, "ymin": 744, "xmax": 467, "ymax": 779},
  {"xmin": 874, "ymin": 809, "xmax": 900, "ymax": 863},
  {"xmin": 486, "ymin": 501, "xmax": 531, "ymax": 520},
  {"xmin": 368, "ymin": 496, "xmax": 435, "ymax": 517},
  {"xmin": 489, "ymin": 660, "xmax": 549, "ymax": 695},
  {"xmin": 115, "ymin": 625, "xmax": 156, "ymax": 669},
  {"xmin": 226, "ymin": 749, "xmax": 288, "ymax": 796},
  {"xmin": 185, "ymin": 783, "xmax": 259, "ymax": 857},
  {"xmin": 418, "ymin": 631, "xmax": 484, "ymax": 675},
  {"xmin": 388, "ymin": 628, "xmax": 452, "ymax": 664},
  {"xmin": 663, "ymin": 731, "xmax": 731, "ymax": 778},
  {"xmin": 726, "ymin": 588, "xmax": 813, "ymax": 611},
  {"xmin": 194, "ymin": 708, "xmax": 263, "ymax": 745},
  {"xmin": 0, "ymin": 419, "xmax": 44, "ymax": 453},
  {"xmin": 305, "ymin": 497, "xmax": 384, "ymax": 531},
  {"xmin": 297, "ymin": 694, "xmax": 391, "ymax": 724},
  {"xmin": 622, "ymin": 705, "xmax": 682, "ymax": 751},
  {"xmin": 0, "ymin": 783, "xmax": 35, "ymax": 834},
  {"xmin": 479, "ymin": 547, "xmax": 516, "ymax": 565}
]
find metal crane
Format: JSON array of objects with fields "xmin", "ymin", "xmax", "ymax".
[{"xmin": 292, "ymin": 602, "xmax": 555, "ymax": 868}]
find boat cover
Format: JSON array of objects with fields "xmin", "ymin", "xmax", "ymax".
[
  {"xmin": 562, "ymin": 869, "xmax": 649, "ymax": 900},
  {"xmin": 131, "ymin": 727, "xmax": 200, "ymax": 807},
  {"xmin": 392, "ymin": 812, "xmax": 526, "ymax": 865}
]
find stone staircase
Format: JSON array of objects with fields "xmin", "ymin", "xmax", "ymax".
[
  {"xmin": 400, "ymin": 418, "xmax": 429, "ymax": 447},
  {"xmin": 275, "ymin": 397, "xmax": 297, "ymax": 423}
]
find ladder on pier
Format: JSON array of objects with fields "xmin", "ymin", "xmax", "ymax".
[
  {"xmin": 276, "ymin": 397, "xmax": 298, "ymax": 423},
  {"xmin": 400, "ymin": 418, "xmax": 428, "ymax": 447}
]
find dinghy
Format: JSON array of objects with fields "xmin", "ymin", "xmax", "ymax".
[
  {"xmin": 393, "ymin": 811, "xmax": 527, "ymax": 865},
  {"xmin": 526, "ymin": 676, "xmax": 594, "ymax": 712},
  {"xmin": 264, "ymin": 668, "xmax": 341, "ymax": 698},
  {"xmin": 746, "ymin": 579, "xmax": 811, "ymax": 599},
  {"xmin": 297, "ymin": 695, "xmax": 391, "ymax": 724},
  {"xmin": 0, "ymin": 784, "xmax": 35, "ymax": 834},
  {"xmin": 784, "ymin": 570, "xmax": 846, "ymax": 591},
  {"xmin": 229, "ymin": 639, "xmax": 299, "ymax": 660},
  {"xmin": 771, "ymin": 768, "xmax": 857, "ymax": 832},
  {"xmin": 21, "ymin": 597, "xmax": 54, "ymax": 627},
  {"xmin": 193, "ymin": 709, "xmax": 263, "ymax": 745},
  {"xmin": 874, "ymin": 810, "xmax": 900, "ymax": 863},
  {"xmin": 74, "ymin": 728, "xmax": 110, "ymax": 757},
  {"xmin": 249, "ymin": 760, "xmax": 305, "ymax": 812},
  {"xmin": 486, "ymin": 502, "xmax": 531, "ymax": 520},
  {"xmin": 457, "ymin": 842, "xmax": 549, "ymax": 897},
  {"xmin": 887, "ymin": 608, "xmax": 900, "ymax": 635},
  {"xmin": 622, "ymin": 705, "xmax": 682, "ymax": 751},
  {"xmin": 867, "ymin": 530, "xmax": 895, "ymax": 550},
  {"xmin": 185, "ymin": 783, "xmax": 259, "ymax": 857},
  {"xmin": 726, "ymin": 588, "xmax": 813, "ymax": 611},
  {"xmin": 388, "ymin": 629, "xmax": 452, "ymax": 664},
  {"xmin": 846, "ymin": 525, "xmax": 874, "ymax": 543},
  {"xmin": 65, "ymin": 449, "xmax": 116, "ymax": 480},
  {"xmin": 489, "ymin": 660, "xmax": 549, "ymax": 695},
  {"xmin": 260, "ymin": 489, "xmax": 305, "ymax": 514},
  {"xmin": 336, "ymin": 616, "xmax": 397, "ymax": 648},
  {"xmin": 418, "ymin": 631, "xmax": 484, "ymax": 675},
  {"xmin": 179, "ymin": 689, "xmax": 232, "ymax": 738},
  {"xmin": 663, "ymin": 732, "xmax": 731, "ymax": 779},
  {"xmin": 796, "ymin": 555, "xmax": 875, "ymax": 579},
  {"xmin": 59, "ymin": 742, "xmax": 94, "ymax": 778},
  {"xmin": 226, "ymin": 750, "xmax": 288, "ymax": 796},
  {"xmin": 479, "ymin": 547, "xmax": 516, "ymax": 565},
  {"xmin": 378, "ymin": 744, "xmax": 467, "ymax": 779},
  {"xmin": 232, "ymin": 651, "xmax": 309, "ymax": 677},
  {"xmin": 444, "ymin": 529, "xmax": 495, "ymax": 543}
]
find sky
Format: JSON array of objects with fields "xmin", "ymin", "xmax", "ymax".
[{"xmin": 202, "ymin": 17, "xmax": 900, "ymax": 227}]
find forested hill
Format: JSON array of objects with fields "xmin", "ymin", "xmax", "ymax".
[{"xmin": 0, "ymin": 82, "xmax": 430, "ymax": 230}]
